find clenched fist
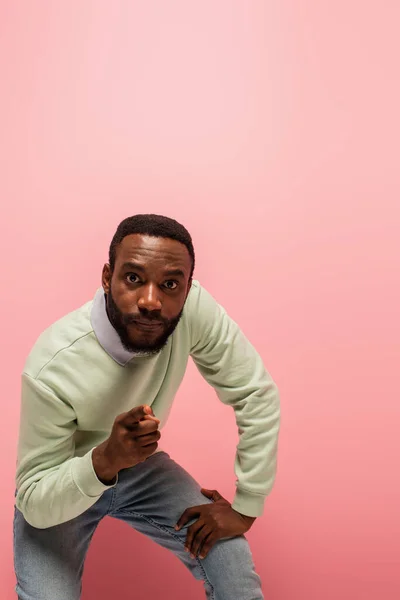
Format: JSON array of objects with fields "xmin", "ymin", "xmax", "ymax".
[{"xmin": 92, "ymin": 405, "xmax": 160, "ymax": 484}]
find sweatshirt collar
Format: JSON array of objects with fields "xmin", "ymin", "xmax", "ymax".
[{"xmin": 90, "ymin": 287, "xmax": 150, "ymax": 366}]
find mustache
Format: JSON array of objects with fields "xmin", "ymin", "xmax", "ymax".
[{"xmin": 123, "ymin": 315, "xmax": 165, "ymax": 326}]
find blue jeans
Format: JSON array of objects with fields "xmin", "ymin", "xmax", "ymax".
[{"xmin": 14, "ymin": 451, "xmax": 263, "ymax": 599}]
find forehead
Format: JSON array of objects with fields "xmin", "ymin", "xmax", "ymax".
[{"xmin": 116, "ymin": 234, "xmax": 191, "ymax": 271}]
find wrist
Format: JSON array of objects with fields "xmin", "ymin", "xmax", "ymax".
[
  {"xmin": 234, "ymin": 509, "xmax": 257, "ymax": 526},
  {"xmin": 92, "ymin": 444, "xmax": 118, "ymax": 485}
]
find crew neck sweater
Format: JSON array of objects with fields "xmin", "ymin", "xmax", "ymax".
[{"xmin": 16, "ymin": 280, "xmax": 280, "ymax": 529}]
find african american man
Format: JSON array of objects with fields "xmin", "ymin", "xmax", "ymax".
[{"xmin": 14, "ymin": 213, "xmax": 280, "ymax": 600}]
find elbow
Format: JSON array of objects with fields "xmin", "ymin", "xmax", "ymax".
[
  {"xmin": 17, "ymin": 506, "xmax": 53, "ymax": 529},
  {"xmin": 25, "ymin": 515, "xmax": 53, "ymax": 530},
  {"xmin": 16, "ymin": 490, "xmax": 57, "ymax": 530}
]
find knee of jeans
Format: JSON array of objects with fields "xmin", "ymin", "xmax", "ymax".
[
  {"xmin": 198, "ymin": 536, "xmax": 262, "ymax": 597},
  {"xmin": 203, "ymin": 534, "xmax": 253, "ymax": 565}
]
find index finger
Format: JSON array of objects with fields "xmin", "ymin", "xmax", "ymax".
[{"xmin": 175, "ymin": 506, "xmax": 202, "ymax": 530}]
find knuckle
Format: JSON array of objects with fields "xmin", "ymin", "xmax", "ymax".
[{"xmin": 147, "ymin": 443, "xmax": 158, "ymax": 454}]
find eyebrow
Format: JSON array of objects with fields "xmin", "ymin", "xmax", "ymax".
[{"xmin": 121, "ymin": 261, "xmax": 186, "ymax": 278}]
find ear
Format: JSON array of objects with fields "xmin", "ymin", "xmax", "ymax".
[{"xmin": 102, "ymin": 264, "xmax": 112, "ymax": 294}]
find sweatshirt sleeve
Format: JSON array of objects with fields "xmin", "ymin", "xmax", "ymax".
[
  {"xmin": 15, "ymin": 373, "xmax": 117, "ymax": 529},
  {"xmin": 189, "ymin": 283, "xmax": 280, "ymax": 518}
]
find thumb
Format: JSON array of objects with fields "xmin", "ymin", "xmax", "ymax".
[
  {"xmin": 142, "ymin": 414, "xmax": 160, "ymax": 424},
  {"xmin": 201, "ymin": 488, "xmax": 222, "ymax": 502},
  {"xmin": 141, "ymin": 405, "xmax": 160, "ymax": 423},
  {"xmin": 127, "ymin": 404, "xmax": 156, "ymax": 423}
]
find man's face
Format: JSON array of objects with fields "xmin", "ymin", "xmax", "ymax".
[{"xmin": 102, "ymin": 234, "xmax": 193, "ymax": 355}]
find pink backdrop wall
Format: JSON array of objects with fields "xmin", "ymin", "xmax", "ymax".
[{"xmin": 1, "ymin": 2, "xmax": 399, "ymax": 598}]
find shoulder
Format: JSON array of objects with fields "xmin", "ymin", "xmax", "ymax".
[
  {"xmin": 23, "ymin": 297, "xmax": 94, "ymax": 380},
  {"xmin": 183, "ymin": 279, "xmax": 221, "ymax": 316},
  {"xmin": 183, "ymin": 279, "xmax": 229, "ymax": 351}
]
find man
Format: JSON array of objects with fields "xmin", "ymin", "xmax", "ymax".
[{"xmin": 14, "ymin": 214, "xmax": 280, "ymax": 600}]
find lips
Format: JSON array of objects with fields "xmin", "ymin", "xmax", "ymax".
[{"xmin": 131, "ymin": 320, "xmax": 163, "ymax": 330}]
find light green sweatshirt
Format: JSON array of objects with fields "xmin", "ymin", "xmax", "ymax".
[{"xmin": 16, "ymin": 280, "xmax": 280, "ymax": 529}]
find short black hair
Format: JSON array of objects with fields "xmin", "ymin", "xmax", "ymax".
[{"xmin": 109, "ymin": 214, "xmax": 195, "ymax": 279}]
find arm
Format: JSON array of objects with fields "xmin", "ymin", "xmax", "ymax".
[
  {"xmin": 15, "ymin": 373, "xmax": 117, "ymax": 529},
  {"xmin": 189, "ymin": 283, "xmax": 280, "ymax": 518}
]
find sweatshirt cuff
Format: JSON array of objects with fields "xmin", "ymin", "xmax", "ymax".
[
  {"xmin": 232, "ymin": 488, "xmax": 265, "ymax": 518},
  {"xmin": 72, "ymin": 448, "xmax": 118, "ymax": 498}
]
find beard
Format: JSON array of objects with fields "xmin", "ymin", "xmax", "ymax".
[{"xmin": 105, "ymin": 289, "xmax": 184, "ymax": 356}]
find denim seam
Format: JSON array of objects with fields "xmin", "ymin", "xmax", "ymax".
[
  {"xmin": 107, "ymin": 485, "xmax": 118, "ymax": 514},
  {"xmin": 115, "ymin": 508, "xmax": 214, "ymax": 598}
]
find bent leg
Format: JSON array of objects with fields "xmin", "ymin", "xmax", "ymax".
[
  {"xmin": 197, "ymin": 534, "xmax": 263, "ymax": 600},
  {"xmin": 110, "ymin": 451, "xmax": 263, "ymax": 599}
]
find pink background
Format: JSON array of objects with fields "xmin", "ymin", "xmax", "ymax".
[{"xmin": 1, "ymin": 2, "xmax": 399, "ymax": 598}]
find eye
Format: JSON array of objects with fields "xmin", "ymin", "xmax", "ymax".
[
  {"xmin": 164, "ymin": 280, "xmax": 178, "ymax": 290},
  {"xmin": 126, "ymin": 273, "xmax": 140, "ymax": 284}
]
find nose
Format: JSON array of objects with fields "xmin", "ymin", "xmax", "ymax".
[{"xmin": 137, "ymin": 283, "xmax": 162, "ymax": 312}]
